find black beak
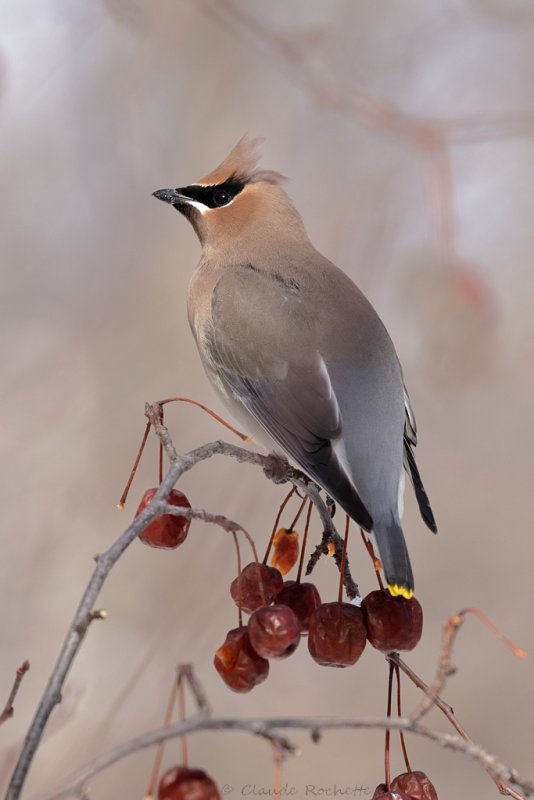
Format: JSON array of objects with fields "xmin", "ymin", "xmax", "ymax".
[{"xmin": 152, "ymin": 188, "xmax": 189, "ymax": 206}]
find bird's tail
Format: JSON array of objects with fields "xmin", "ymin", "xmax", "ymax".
[{"xmin": 372, "ymin": 519, "xmax": 414, "ymax": 599}]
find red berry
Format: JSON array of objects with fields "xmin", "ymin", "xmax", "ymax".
[
  {"xmin": 136, "ymin": 488, "xmax": 191, "ymax": 549},
  {"xmin": 276, "ymin": 581, "xmax": 321, "ymax": 632},
  {"xmin": 362, "ymin": 590, "xmax": 423, "ymax": 652},
  {"xmin": 270, "ymin": 528, "xmax": 299, "ymax": 576},
  {"xmin": 214, "ymin": 626, "xmax": 269, "ymax": 692},
  {"xmin": 230, "ymin": 562, "xmax": 283, "ymax": 613},
  {"xmin": 158, "ymin": 766, "xmax": 220, "ymax": 800},
  {"xmin": 372, "ymin": 787, "xmax": 410, "ymax": 800},
  {"xmin": 391, "ymin": 771, "xmax": 438, "ymax": 800},
  {"xmin": 308, "ymin": 602, "xmax": 367, "ymax": 667},
  {"xmin": 248, "ymin": 604, "xmax": 301, "ymax": 659}
]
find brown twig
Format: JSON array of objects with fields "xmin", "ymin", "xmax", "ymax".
[
  {"xmin": 0, "ymin": 661, "xmax": 30, "ymax": 726},
  {"xmin": 395, "ymin": 663, "xmax": 411, "ymax": 773},
  {"xmin": 410, "ymin": 607, "xmax": 526, "ymax": 723},
  {"xmin": 144, "ymin": 671, "xmax": 180, "ymax": 799},
  {"xmin": 118, "ymin": 420, "xmax": 151, "ymax": 508},
  {"xmin": 158, "ymin": 396, "xmax": 251, "ymax": 442}
]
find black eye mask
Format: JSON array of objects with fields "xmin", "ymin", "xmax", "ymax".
[{"xmin": 177, "ymin": 180, "xmax": 245, "ymax": 209}]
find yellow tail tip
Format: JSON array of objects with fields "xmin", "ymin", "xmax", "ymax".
[{"xmin": 388, "ymin": 583, "xmax": 414, "ymax": 600}]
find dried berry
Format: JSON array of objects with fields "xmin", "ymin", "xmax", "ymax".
[
  {"xmin": 158, "ymin": 766, "xmax": 220, "ymax": 800},
  {"xmin": 391, "ymin": 771, "xmax": 438, "ymax": 800},
  {"xmin": 362, "ymin": 590, "xmax": 423, "ymax": 652},
  {"xmin": 230, "ymin": 562, "xmax": 283, "ymax": 613},
  {"xmin": 248, "ymin": 604, "xmax": 301, "ymax": 659},
  {"xmin": 372, "ymin": 787, "xmax": 410, "ymax": 800},
  {"xmin": 276, "ymin": 581, "xmax": 321, "ymax": 632},
  {"xmin": 270, "ymin": 528, "xmax": 299, "ymax": 575},
  {"xmin": 136, "ymin": 488, "xmax": 191, "ymax": 549},
  {"xmin": 214, "ymin": 626, "xmax": 269, "ymax": 692},
  {"xmin": 308, "ymin": 602, "xmax": 367, "ymax": 667}
]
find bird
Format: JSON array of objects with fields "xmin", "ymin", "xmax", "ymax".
[{"xmin": 153, "ymin": 136, "xmax": 437, "ymax": 599}]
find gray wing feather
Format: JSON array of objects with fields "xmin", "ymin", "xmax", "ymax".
[
  {"xmin": 218, "ymin": 365, "xmax": 373, "ymax": 530},
  {"xmin": 403, "ymin": 388, "xmax": 437, "ymax": 533},
  {"xmin": 204, "ymin": 265, "xmax": 373, "ymax": 530}
]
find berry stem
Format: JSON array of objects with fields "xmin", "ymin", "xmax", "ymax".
[
  {"xmin": 272, "ymin": 745, "xmax": 283, "ymax": 800},
  {"xmin": 459, "ymin": 607, "xmax": 526, "ymax": 658},
  {"xmin": 395, "ymin": 663, "xmax": 412, "ymax": 772},
  {"xmin": 177, "ymin": 673, "xmax": 189, "ymax": 768},
  {"xmin": 159, "ymin": 408, "xmax": 164, "ymax": 485},
  {"xmin": 117, "ymin": 421, "xmax": 151, "ymax": 508},
  {"xmin": 338, "ymin": 516, "xmax": 350, "ymax": 603},
  {"xmin": 231, "ymin": 531, "xmax": 244, "ymax": 627},
  {"xmin": 287, "ymin": 494, "xmax": 308, "ymax": 534},
  {"xmin": 296, "ymin": 500, "xmax": 313, "ymax": 583},
  {"xmin": 263, "ymin": 487, "xmax": 296, "ymax": 564},
  {"xmin": 385, "ymin": 661, "xmax": 394, "ymax": 791},
  {"xmin": 360, "ymin": 529, "xmax": 384, "ymax": 590},
  {"xmin": 144, "ymin": 670, "xmax": 179, "ymax": 799},
  {"xmin": 159, "ymin": 396, "xmax": 251, "ymax": 441}
]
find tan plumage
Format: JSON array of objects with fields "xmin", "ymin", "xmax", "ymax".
[{"xmin": 154, "ymin": 136, "xmax": 437, "ymax": 597}]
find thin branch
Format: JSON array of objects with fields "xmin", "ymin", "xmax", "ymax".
[
  {"xmin": 0, "ymin": 661, "xmax": 30, "ymax": 726},
  {"xmin": 35, "ymin": 714, "xmax": 534, "ymax": 800},
  {"xmin": 389, "ymin": 653, "xmax": 526, "ymax": 799},
  {"xmin": 410, "ymin": 608, "xmax": 526, "ymax": 723}
]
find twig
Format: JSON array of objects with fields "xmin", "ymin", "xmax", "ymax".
[
  {"xmin": 0, "ymin": 661, "xmax": 30, "ymax": 726},
  {"xmin": 410, "ymin": 607, "xmax": 526, "ymax": 723},
  {"xmin": 305, "ymin": 528, "xmax": 359, "ymax": 598},
  {"xmin": 34, "ymin": 714, "xmax": 534, "ymax": 800},
  {"xmin": 179, "ymin": 664, "xmax": 211, "ymax": 717},
  {"xmin": 390, "ymin": 653, "xmax": 526, "ymax": 799}
]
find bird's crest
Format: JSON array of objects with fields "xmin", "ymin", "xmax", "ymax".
[{"xmin": 198, "ymin": 135, "xmax": 286, "ymax": 187}]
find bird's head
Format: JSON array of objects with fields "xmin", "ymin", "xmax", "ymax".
[{"xmin": 153, "ymin": 136, "xmax": 308, "ymax": 253}]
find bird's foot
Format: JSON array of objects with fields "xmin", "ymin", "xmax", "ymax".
[{"xmin": 263, "ymin": 454, "xmax": 292, "ymax": 484}]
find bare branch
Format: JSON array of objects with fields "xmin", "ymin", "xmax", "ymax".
[
  {"xmin": 35, "ymin": 714, "xmax": 534, "ymax": 800},
  {"xmin": 0, "ymin": 661, "xmax": 30, "ymax": 726}
]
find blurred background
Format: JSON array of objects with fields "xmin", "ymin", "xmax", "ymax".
[{"xmin": 1, "ymin": 1, "xmax": 534, "ymax": 797}]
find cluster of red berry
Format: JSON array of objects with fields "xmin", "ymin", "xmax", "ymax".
[
  {"xmin": 134, "ymin": 486, "xmax": 434, "ymax": 799},
  {"xmin": 213, "ymin": 560, "xmax": 423, "ymax": 692}
]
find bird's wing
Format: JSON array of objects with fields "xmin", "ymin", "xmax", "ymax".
[
  {"xmin": 402, "ymin": 387, "xmax": 437, "ymax": 533},
  {"xmin": 204, "ymin": 265, "xmax": 373, "ymax": 530}
]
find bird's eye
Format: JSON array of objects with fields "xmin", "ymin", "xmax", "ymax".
[{"xmin": 213, "ymin": 189, "xmax": 231, "ymax": 207}]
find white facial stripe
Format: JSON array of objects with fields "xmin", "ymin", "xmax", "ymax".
[
  {"xmin": 183, "ymin": 195, "xmax": 238, "ymax": 215},
  {"xmin": 185, "ymin": 199, "xmax": 209, "ymax": 215}
]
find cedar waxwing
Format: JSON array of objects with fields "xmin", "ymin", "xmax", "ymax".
[{"xmin": 153, "ymin": 136, "xmax": 437, "ymax": 598}]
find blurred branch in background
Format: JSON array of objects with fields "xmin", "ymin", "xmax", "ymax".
[
  {"xmin": 195, "ymin": 0, "xmax": 534, "ymax": 384},
  {"xmin": 197, "ymin": 0, "xmax": 534, "ymax": 266}
]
